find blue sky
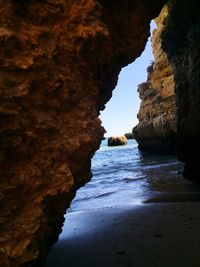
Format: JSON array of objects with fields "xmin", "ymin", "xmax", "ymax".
[{"xmin": 100, "ymin": 21, "xmax": 156, "ymax": 137}]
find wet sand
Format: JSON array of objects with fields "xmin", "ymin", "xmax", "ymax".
[{"xmin": 45, "ymin": 198, "xmax": 200, "ymax": 267}]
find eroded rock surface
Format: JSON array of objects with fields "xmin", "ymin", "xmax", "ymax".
[
  {"xmin": 162, "ymin": 0, "xmax": 200, "ymax": 180},
  {"xmin": 133, "ymin": 5, "xmax": 177, "ymax": 153},
  {"xmin": 0, "ymin": 1, "xmax": 166, "ymax": 266}
]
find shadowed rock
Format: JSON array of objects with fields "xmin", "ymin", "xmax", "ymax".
[
  {"xmin": 161, "ymin": 0, "xmax": 200, "ymax": 180},
  {"xmin": 124, "ymin": 132, "xmax": 134, "ymax": 139}
]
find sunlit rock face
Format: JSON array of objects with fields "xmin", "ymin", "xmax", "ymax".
[
  {"xmin": 133, "ymin": 5, "xmax": 177, "ymax": 153},
  {"xmin": 0, "ymin": 1, "xmax": 166, "ymax": 266},
  {"xmin": 162, "ymin": 0, "xmax": 200, "ymax": 180}
]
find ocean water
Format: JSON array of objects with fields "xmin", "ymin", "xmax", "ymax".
[{"xmin": 69, "ymin": 139, "xmax": 191, "ymax": 212}]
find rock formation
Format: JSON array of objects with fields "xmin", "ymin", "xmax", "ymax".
[
  {"xmin": 1, "ymin": 0, "xmax": 199, "ymax": 266},
  {"xmin": 161, "ymin": 0, "xmax": 200, "ymax": 180},
  {"xmin": 124, "ymin": 133, "xmax": 134, "ymax": 139},
  {"xmin": 108, "ymin": 136, "xmax": 128, "ymax": 146},
  {"xmin": 0, "ymin": 1, "xmax": 166, "ymax": 266},
  {"xmin": 133, "ymin": 5, "xmax": 177, "ymax": 153}
]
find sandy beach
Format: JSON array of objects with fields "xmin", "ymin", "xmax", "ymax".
[
  {"xmin": 45, "ymin": 141, "xmax": 200, "ymax": 267},
  {"xmin": 45, "ymin": 196, "xmax": 200, "ymax": 267}
]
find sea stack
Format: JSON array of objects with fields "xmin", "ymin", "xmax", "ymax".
[{"xmin": 108, "ymin": 136, "xmax": 128, "ymax": 146}]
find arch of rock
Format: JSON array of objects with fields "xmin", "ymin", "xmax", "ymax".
[{"xmin": 0, "ymin": 1, "xmax": 199, "ymax": 266}]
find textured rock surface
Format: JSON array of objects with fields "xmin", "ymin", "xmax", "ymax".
[
  {"xmin": 133, "ymin": 5, "xmax": 177, "ymax": 153},
  {"xmin": 108, "ymin": 136, "xmax": 127, "ymax": 146},
  {"xmin": 162, "ymin": 0, "xmax": 200, "ymax": 180},
  {"xmin": 0, "ymin": 1, "xmax": 166, "ymax": 266}
]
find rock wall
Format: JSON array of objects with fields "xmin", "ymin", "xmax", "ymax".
[
  {"xmin": 133, "ymin": 5, "xmax": 177, "ymax": 153},
  {"xmin": 162, "ymin": 0, "xmax": 200, "ymax": 180},
  {"xmin": 0, "ymin": 1, "xmax": 166, "ymax": 266}
]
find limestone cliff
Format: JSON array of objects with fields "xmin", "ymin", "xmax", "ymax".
[
  {"xmin": 133, "ymin": 5, "xmax": 177, "ymax": 153},
  {"xmin": 162, "ymin": 0, "xmax": 200, "ymax": 180},
  {"xmin": 0, "ymin": 1, "xmax": 166, "ymax": 266}
]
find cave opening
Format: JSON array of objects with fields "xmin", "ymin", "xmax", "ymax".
[
  {"xmin": 68, "ymin": 20, "xmax": 159, "ymax": 212},
  {"xmin": 44, "ymin": 18, "xmax": 188, "ymax": 267}
]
